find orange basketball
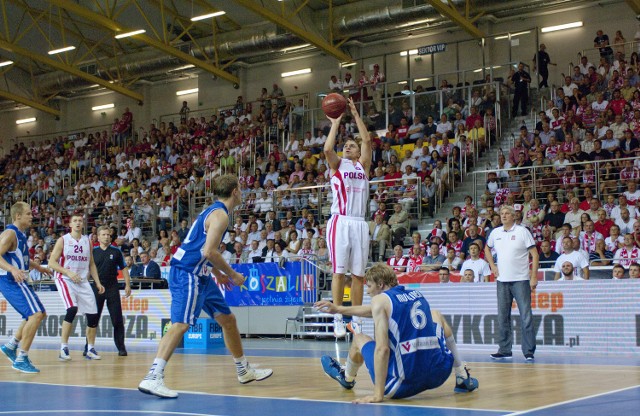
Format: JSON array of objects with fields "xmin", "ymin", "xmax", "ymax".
[{"xmin": 322, "ymin": 93, "xmax": 347, "ymax": 118}]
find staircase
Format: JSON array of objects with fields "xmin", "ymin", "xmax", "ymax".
[{"xmin": 414, "ymin": 115, "xmax": 535, "ymax": 238}]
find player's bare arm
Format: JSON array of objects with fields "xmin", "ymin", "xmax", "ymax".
[
  {"xmin": 484, "ymin": 245, "xmax": 499, "ymax": 278},
  {"xmin": 48, "ymin": 237, "xmax": 81, "ymax": 283},
  {"xmin": 347, "ymin": 98, "xmax": 372, "ymax": 174},
  {"xmin": 0, "ymin": 230, "xmax": 27, "ymax": 283},
  {"xmin": 324, "ymin": 113, "xmax": 344, "ymax": 173},
  {"xmin": 89, "ymin": 249, "xmax": 105, "ymax": 294},
  {"xmin": 205, "ymin": 210, "xmax": 245, "ymax": 286},
  {"xmin": 354, "ymin": 296, "xmax": 390, "ymax": 404},
  {"xmin": 314, "ymin": 299, "xmax": 373, "ymax": 318}
]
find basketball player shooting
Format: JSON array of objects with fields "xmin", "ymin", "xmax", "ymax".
[{"xmin": 324, "ymin": 97, "xmax": 372, "ymax": 337}]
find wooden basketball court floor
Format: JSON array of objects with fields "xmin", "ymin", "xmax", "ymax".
[{"xmin": 0, "ymin": 339, "xmax": 639, "ymax": 416}]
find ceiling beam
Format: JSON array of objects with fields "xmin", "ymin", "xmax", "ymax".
[
  {"xmin": 0, "ymin": 37, "xmax": 144, "ymax": 102},
  {"xmin": 0, "ymin": 88, "xmax": 61, "ymax": 116},
  {"xmin": 233, "ymin": 0, "xmax": 351, "ymax": 63},
  {"xmin": 427, "ymin": 0, "xmax": 486, "ymax": 39},
  {"xmin": 48, "ymin": 0, "xmax": 239, "ymax": 85},
  {"xmin": 626, "ymin": 0, "xmax": 640, "ymax": 14}
]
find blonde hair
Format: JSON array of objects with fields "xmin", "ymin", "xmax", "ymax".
[
  {"xmin": 365, "ymin": 263, "xmax": 398, "ymax": 288},
  {"xmin": 10, "ymin": 202, "xmax": 29, "ymax": 221}
]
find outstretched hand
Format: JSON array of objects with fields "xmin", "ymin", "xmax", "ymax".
[
  {"xmin": 326, "ymin": 112, "xmax": 344, "ymax": 125},
  {"xmin": 314, "ymin": 300, "xmax": 338, "ymax": 314}
]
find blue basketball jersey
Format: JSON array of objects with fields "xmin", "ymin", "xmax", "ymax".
[
  {"xmin": 383, "ymin": 285, "xmax": 452, "ymax": 397},
  {"xmin": 170, "ymin": 201, "xmax": 228, "ymax": 276},
  {"xmin": 0, "ymin": 224, "xmax": 30, "ymax": 278}
]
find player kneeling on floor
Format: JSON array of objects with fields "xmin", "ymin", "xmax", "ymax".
[{"xmin": 315, "ymin": 263, "xmax": 478, "ymax": 403}]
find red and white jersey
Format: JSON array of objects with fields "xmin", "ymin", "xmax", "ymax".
[
  {"xmin": 330, "ymin": 158, "xmax": 369, "ymax": 218},
  {"xmin": 614, "ymin": 246, "xmax": 640, "ymax": 268},
  {"xmin": 56, "ymin": 233, "xmax": 91, "ymax": 282},
  {"xmin": 407, "ymin": 255, "xmax": 423, "ymax": 272},
  {"xmin": 387, "ymin": 256, "xmax": 409, "ymax": 272}
]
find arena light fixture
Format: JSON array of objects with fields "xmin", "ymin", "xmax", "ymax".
[
  {"xmin": 191, "ymin": 11, "xmax": 225, "ymax": 22},
  {"xmin": 400, "ymin": 49, "xmax": 418, "ymax": 57},
  {"xmin": 16, "ymin": 117, "xmax": 36, "ymax": 124},
  {"xmin": 115, "ymin": 29, "xmax": 146, "ymax": 39},
  {"xmin": 494, "ymin": 31, "xmax": 531, "ymax": 40},
  {"xmin": 176, "ymin": 88, "xmax": 199, "ymax": 96},
  {"xmin": 541, "ymin": 21, "xmax": 583, "ymax": 33},
  {"xmin": 0, "ymin": 60, "xmax": 13, "ymax": 67},
  {"xmin": 92, "ymin": 103, "xmax": 115, "ymax": 111},
  {"xmin": 282, "ymin": 44, "xmax": 311, "ymax": 53},
  {"xmin": 414, "ymin": 77, "xmax": 430, "ymax": 82},
  {"xmin": 341, "ymin": 62, "xmax": 356, "ymax": 68},
  {"xmin": 281, "ymin": 68, "xmax": 311, "ymax": 78},
  {"xmin": 48, "ymin": 46, "xmax": 76, "ymax": 55}
]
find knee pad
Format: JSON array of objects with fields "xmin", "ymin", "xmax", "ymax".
[
  {"xmin": 64, "ymin": 307, "xmax": 78, "ymax": 323},
  {"xmin": 86, "ymin": 313, "xmax": 100, "ymax": 328}
]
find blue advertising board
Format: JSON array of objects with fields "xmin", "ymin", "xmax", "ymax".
[{"xmin": 224, "ymin": 261, "xmax": 315, "ymax": 306}]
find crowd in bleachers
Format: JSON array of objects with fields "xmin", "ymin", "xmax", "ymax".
[{"xmin": 3, "ymin": 29, "xmax": 640, "ymax": 285}]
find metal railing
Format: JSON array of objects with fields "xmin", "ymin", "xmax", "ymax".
[{"xmin": 468, "ymin": 155, "xmax": 639, "ymax": 206}]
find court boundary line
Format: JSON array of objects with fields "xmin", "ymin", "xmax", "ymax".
[
  {"xmin": 0, "ymin": 381, "xmax": 511, "ymax": 413},
  {"xmin": 504, "ymin": 384, "xmax": 640, "ymax": 415},
  {"xmin": 0, "ymin": 411, "xmax": 224, "ymax": 416}
]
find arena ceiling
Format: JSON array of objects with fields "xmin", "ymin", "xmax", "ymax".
[{"xmin": 0, "ymin": 0, "xmax": 629, "ymax": 114}]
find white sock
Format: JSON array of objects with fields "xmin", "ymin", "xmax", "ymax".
[
  {"xmin": 334, "ymin": 313, "xmax": 343, "ymax": 322},
  {"xmin": 149, "ymin": 358, "xmax": 167, "ymax": 375},
  {"xmin": 88, "ymin": 344, "xmax": 95, "ymax": 352},
  {"xmin": 6, "ymin": 336, "xmax": 19, "ymax": 349},
  {"xmin": 61, "ymin": 343, "xmax": 68, "ymax": 350},
  {"xmin": 234, "ymin": 356, "xmax": 249, "ymax": 375},
  {"xmin": 445, "ymin": 335, "xmax": 464, "ymax": 373},
  {"xmin": 16, "ymin": 349, "xmax": 28, "ymax": 361},
  {"xmin": 344, "ymin": 357, "xmax": 362, "ymax": 382}
]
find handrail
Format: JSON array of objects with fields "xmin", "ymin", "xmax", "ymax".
[
  {"xmin": 580, "ymin": 39, "xmax": 640, "ymax": 62},
  {"xmin": 13, "ymin": 123, "xmax": 114, "ymax": 145},
  {"xmin": 468, "ymin": 154, "xmax": 638, "ymax": 204}
]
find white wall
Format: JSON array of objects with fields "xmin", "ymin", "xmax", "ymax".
[{"xmin": 0, "ymin": 1, "xmax": 636, "ymax": 150}]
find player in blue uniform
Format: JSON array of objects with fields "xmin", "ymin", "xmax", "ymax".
[
  {"xmin": 315, "ymin": 263, "xmax": 478, "ymax": 402},
  {"xmin": 0, "ymin": 202, "xmax": 50, "ymax": 373},
  {"xmin": 139, "ymin": 175, "xmax": 272, "ymax": 398}
]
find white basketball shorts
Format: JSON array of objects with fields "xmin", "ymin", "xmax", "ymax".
[
  {"xmin": 326, "ymin": 214, "xmax": 370, "ymax": 277},
  {"xmin": 55, "ymin": 278, "xmax": 98, "ymax": 314}
]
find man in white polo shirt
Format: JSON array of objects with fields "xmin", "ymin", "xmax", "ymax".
[{"xmin": 484, "ymin": 205, "xmax": 539, "ymax": 361}]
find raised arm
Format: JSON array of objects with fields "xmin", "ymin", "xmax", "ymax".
[
  {"xmin": 324, "ymin": 114, "xmax": 343, "ymax": 173},
  {"xmin": 348, "ymin": 98, "xmax": 372, "ymax": 174}
]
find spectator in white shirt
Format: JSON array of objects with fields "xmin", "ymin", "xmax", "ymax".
[
  {"xmin": 554, "ymin": 237, "xmax": 590, "ymax": 280},
  {"xmin": 556, "ymin": 261, "xmax": 584, "ymax": 281},
  {"xmin": 124, "ymin": 220, "xmax": 142, "ymax": 242},
  {"xmin": 460, "ymin": 243, "xmax": 492, "ymax": 282}
]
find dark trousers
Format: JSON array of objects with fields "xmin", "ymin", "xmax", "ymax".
[
  {"xmin": 88, "ymin": 284, "xmax": 126, "ymax": 352},
  {"xmin": 512, "ymin": 89, "xmax": 528, "ymax": 117},
  {"xmin": 538, "ymin": 69, "xmax": 549, "ymax": 88}
]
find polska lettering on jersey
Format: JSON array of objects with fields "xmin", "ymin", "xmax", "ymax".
[{"xmin": 343, "ymin": 171, "xmax": 367, "ymax": 180}]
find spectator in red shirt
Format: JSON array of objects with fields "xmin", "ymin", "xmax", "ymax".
[{"xmin": 465, "ymin": 106, "xmax": 483, "ymax": 131}]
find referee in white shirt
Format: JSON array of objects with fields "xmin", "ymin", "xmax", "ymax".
[{"xmin": 485, "ymin": 205, "xmax": 539, "ymax": 361}]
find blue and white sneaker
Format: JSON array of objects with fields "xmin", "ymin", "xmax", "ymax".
[
  {"xmin": 1, "ymin": 345, "xmax": 17, "ymax": 364},
  {"xmin": 454, "ymin": 366, "xmax": 479, "ymax": 393},
  {"xmin": 86, "ymin": 348, "xmax": 101, "ymax": 360},
  {"xmin": 321, "ymin": 355, "xmax": 355, "ymax": 389},
  {"xmin": 12, "ymin": 356, "xmax": 40, "ymax": 374},
  {"xmin": 59, "ymin": 347, "xmax": 71, "ymax": 361}
]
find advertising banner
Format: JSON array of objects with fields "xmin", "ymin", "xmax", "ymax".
[
  {"xmin": 362, "ymin": 280, "xmax": 640, "ymax": 354},
  {"xmin": 224, "ymin": 261, "xmax": 315, "ymax": 306}
]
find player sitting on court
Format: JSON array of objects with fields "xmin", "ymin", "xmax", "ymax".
[{"xmin": 315, "ymin": 263, "xmax": 478, "ymax": 403}]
